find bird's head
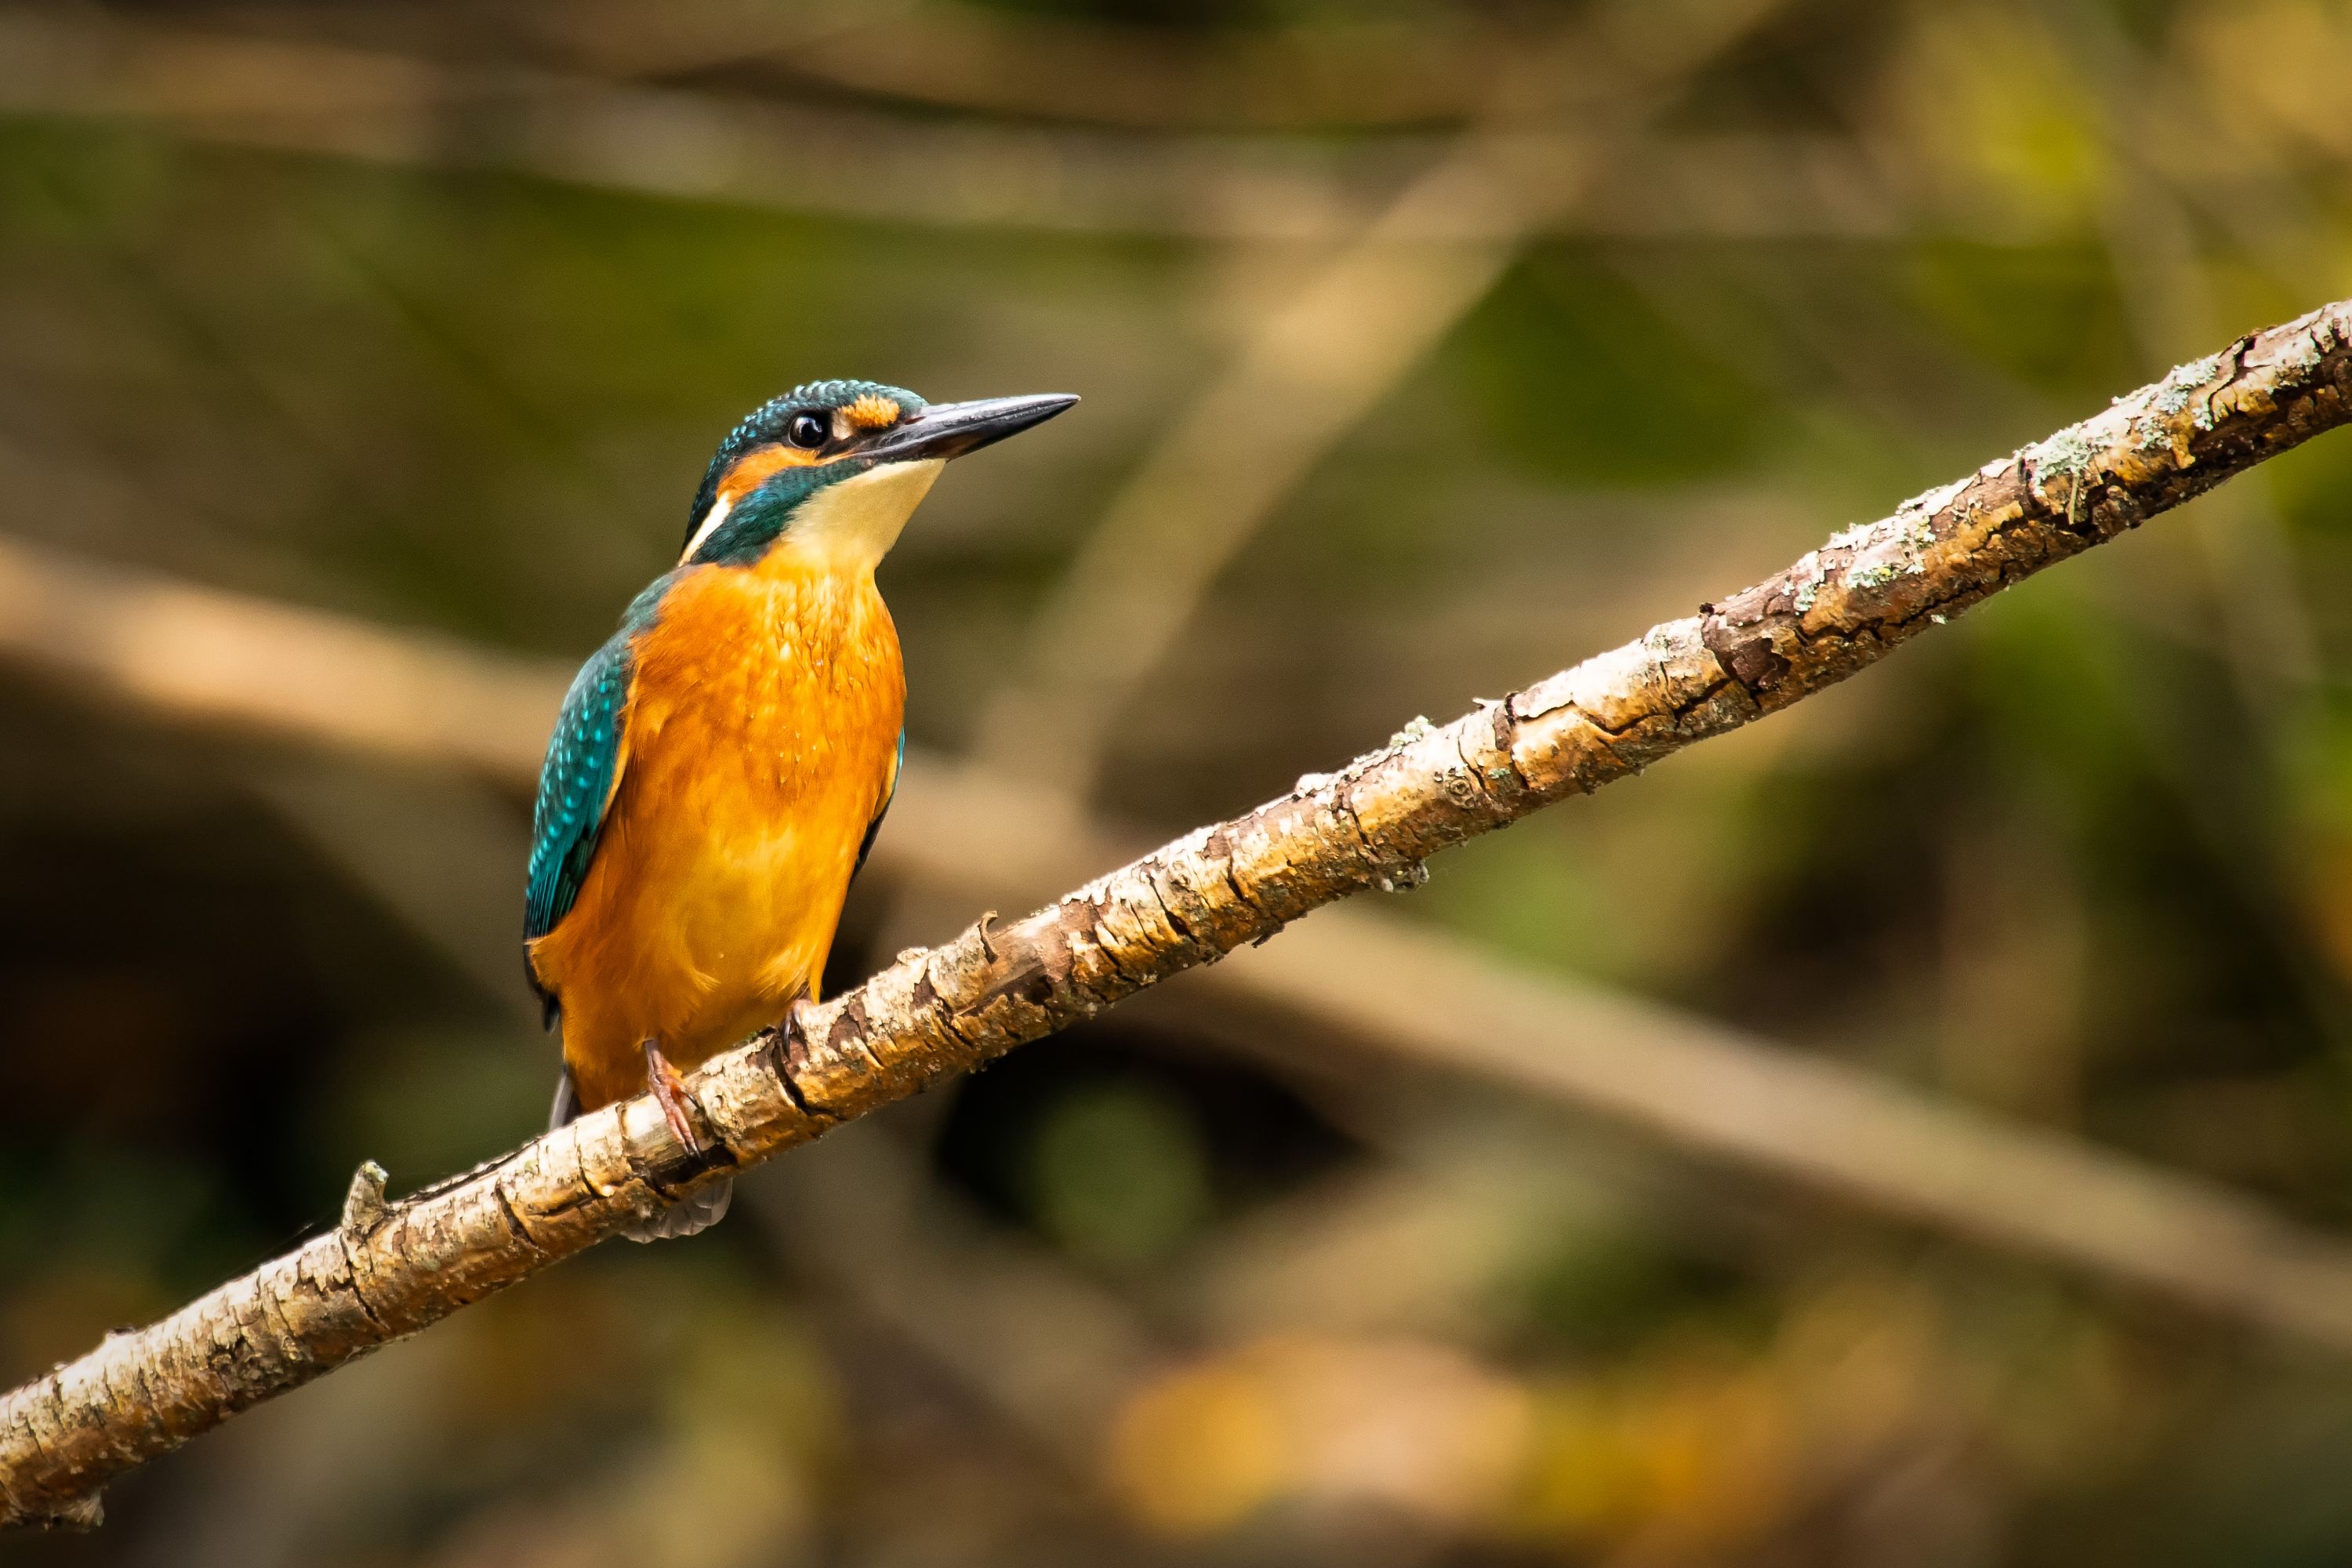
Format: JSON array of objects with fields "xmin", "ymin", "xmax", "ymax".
[{"xmin": 681, "ymin": 379, "xmax": 1076, "ymax": 572}]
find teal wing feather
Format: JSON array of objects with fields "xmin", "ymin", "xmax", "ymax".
[
  {"xmin": 524, "ymin": 630, "xmax": 635, "ymax": 1022},
  {"xmin": 853, "ymin": 728, "xmax": 904, "ymax": 880}
]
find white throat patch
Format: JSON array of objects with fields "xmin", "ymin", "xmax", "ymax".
[{"xmin": 778, "ymin": 459, "xmax": 945, "ymax": 572}]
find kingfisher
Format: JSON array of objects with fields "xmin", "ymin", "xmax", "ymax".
[{"xmin": 524, "ymin": 379, "xmax": 1076, "ymax": 1240}]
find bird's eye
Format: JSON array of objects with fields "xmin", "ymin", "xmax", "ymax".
[{"xmin": 786, "ymin": 412, "xmax": 829, "ymax": 449}]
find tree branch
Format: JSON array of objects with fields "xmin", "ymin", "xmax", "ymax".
[
  {"xmin": 2, "ymin": 301, "xmax": 2349, "ymax": 1530},
  {"xmin": 212, "ymin": 615, "xmax": 2352, "ymax": 1362},
  {"xmin": 223, "ymin": 628, "xmax": 2352, "ymax": 1360}
]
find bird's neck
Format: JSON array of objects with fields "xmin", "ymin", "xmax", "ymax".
[
  {"xmin": 741, "ymin": 545, "xmax": 898, "ymax": 655},
  {"xmin": 637, "ymin": 545, "xmax": 902, "ymax": 724}
]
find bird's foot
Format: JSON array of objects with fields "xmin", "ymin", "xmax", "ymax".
[
  {"xmin": 642, "ymin": 1040, "xmax": 702, "ymax": 1156},
  {"xmin": 775, "ymin": 996, "xmax": 822, "ymax": 1074}
]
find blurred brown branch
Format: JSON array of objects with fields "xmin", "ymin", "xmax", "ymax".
[
  {"xmin": 518, "ymin": 0, "xmax": 1507, "ymax": 131},
  {"xmin": 0, "ymin": 6, "xmax": 1907, "ymax": 245},
  {"xmin": 973, "ymin": 0, "xmax": 1792, "ymax": 793},
  {"xmin": 2, "ymin": 301, "xmax": 2347, "ymax": 1529}
]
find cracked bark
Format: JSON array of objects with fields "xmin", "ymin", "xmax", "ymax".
[{"xmin": 3, "ymin": 300, "xmax": 2350, "ymax": 1530}]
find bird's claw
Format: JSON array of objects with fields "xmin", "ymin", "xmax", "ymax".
[{"xmin": 642, "ymin": 1040, "xmax": 702, "ymax": 1156}]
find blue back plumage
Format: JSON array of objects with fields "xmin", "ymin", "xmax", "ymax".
[
  {"xmin": 524, "ymin": 641, "xmax": 629, "ymax": 942},
  {"xmin": 524, "ymin": 576, "xmax": 673, "ymax": 1020}
]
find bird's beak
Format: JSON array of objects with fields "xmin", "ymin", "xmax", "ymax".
[{"xmin": 866, "ymin": 393, "xmax": 1078, "ymax": 463}]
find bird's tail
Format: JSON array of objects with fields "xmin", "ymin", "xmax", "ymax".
[
  {"xmin": 549, "ymin": 1069, "xmax": 580, "ymax": 1130},
  {"xmin": 548, "ymin": 1069, "xmax": 734, "ymax": 1243}
]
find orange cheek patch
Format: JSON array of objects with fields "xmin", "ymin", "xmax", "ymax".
[
  {"xmin": 716, "ymin": 444, "xmax": 818, "ymax": 503},
  {"xmin": 844, "ymin": 394, "xmax": 901, "ymax": 430}
]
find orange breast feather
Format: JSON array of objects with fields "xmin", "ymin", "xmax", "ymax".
[{"xmin": 528, "ymin": 556, "xmax": 905, "ymax": 1110}]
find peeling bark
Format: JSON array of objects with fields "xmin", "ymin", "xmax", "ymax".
[{"xmin": 4, "ymin": 300, "xmax": 2350, "ymax": 1530}]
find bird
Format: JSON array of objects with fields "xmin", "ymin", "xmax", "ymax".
[{"xmin": 524, "ymin": 379, "xmax": 1076, "ymax": 1240}]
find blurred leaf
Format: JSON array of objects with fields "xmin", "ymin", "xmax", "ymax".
[
  {"xmin": 1025, "ymin": 1077, "xmax": 1213, "ymax": 1270},
  {"xmin": 1451, "ymin": 249, "xmax": 1770, "ymax": 487}
]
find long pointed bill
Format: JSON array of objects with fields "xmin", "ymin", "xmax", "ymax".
[{"xmin": 867, "ymin": 393, "xmax": 1078, "ymax": 463}]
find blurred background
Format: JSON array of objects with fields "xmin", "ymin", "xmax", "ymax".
[{"xmin": 5, "ymin": 0, "xmax": 2352, "ymax": 1563}]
